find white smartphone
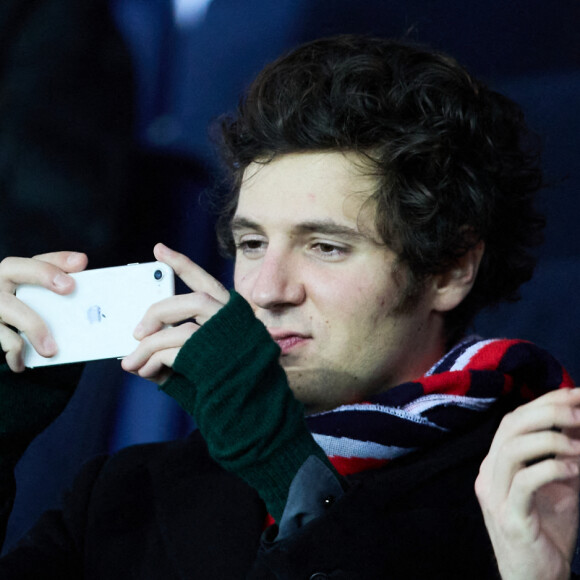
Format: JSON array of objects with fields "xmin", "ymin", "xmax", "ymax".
[{"xmin": 16, "ymin": 262, "xmax": 175, "ymax": 368}]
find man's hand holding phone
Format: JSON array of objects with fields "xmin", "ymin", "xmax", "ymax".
[
  {"xmin": 1, "ymin": 243, "xmax": 229, "ymax": 386},
  {"xmin": 122, "ymin": 243, "xmax": 231, "ymax": 384},
  {"xmin": 0, "ymin": 251, "xmax": 88, "ymax": 372}
]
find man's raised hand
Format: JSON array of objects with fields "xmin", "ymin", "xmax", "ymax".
[
  {"xmin": 476, "ymin": 388, "xmax": 580, "ymax": 580},
  {"xmin": 0, "ymin": 252, "xmax": 88, "ymax": 372}
]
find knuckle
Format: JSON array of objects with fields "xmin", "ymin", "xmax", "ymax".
[
  {"xmin": 474, "ymin": 476, "xmax": 494, "ymax": 508},
  {"xmin": 0, "ymin": 256, "xmax": 13, "ymax": 272},
  {"xmin": 500, "ymin": 440, "xmax": 520, "ymax": 463},
  {"xmin": 543, "ymin": 430, "xmax": 560, "ymax": 446},
  {"xmin": 502, "ymin": 516, "xmax": 527, "ymax": 541},
  {"xmin": 14, "ymin": 335, "xmax": 25, "ymax": 354},
  {"xmin": 499, "ymin": 409, "xmax": 517, "ymax": 427},
  {"xmin": 185, "ymin": 291, "xmax": 211, "ymax": 313},
  {"xmin": 473, "ymin": 474, "xmax": 486, "ymax": 499},
  {"xmin": 567, "ymin": 405, "xmax": 580, "ymax": 423},
  {"xmin": 19, "ymin": 259, "xmax": 61, "ymax": 289},
  {"xmin": 545, "ymin": 401, "xmax": 561, "ymax": 418},
  {"xmin": 150, "ymin": 350, "xmax": 165, "ymax": 363},
  {"xmin": 211, "ymin": 279, "xmax": 228, "ymax": 296},
  {"xmin": 0, "ymin": 327, "xmax": 21, "ymax": 351},
  {"xmin": 170, "ymin": 253, "xmax": 190, "ymax": 273},
  {"xmin": 510, "ymin": 404, "xmax": 527, "ymax": 419},
  {"xmin": 8, "ymin": 336, "xmax": 25, "ymax": 359},
  {"xmin": 136, "ymin": 333, "xmax": 156, "ymax": 353},
  {"xmin": 195, "ymin": 291, "xmax": 211, "ymax": 304},
  {"xmin": 552, "ymin": 387, "xmax": 574, "ymax": 402},
  {"xmin": 180, "ymin": 322, "xmax": 198, "ymax": 333},
  {"xmin": 493, "ymin": 413, "xmax": 518, "ymax": 441}
]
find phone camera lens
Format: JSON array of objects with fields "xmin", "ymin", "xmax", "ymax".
[{"xmin": 154, "ymin": 269, "xmax": 163, "ymax": 281}]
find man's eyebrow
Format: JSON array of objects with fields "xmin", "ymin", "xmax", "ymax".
[
  {"xmin": 230, "ymin": 217, "xmax": 264, "ymax": 235},
  {"xmin": 230, "ymin": 216, "xmax": 371, "ymax": 241},
  {"xmin": 292, "ymin": 220, "xmax": 369, "ymax": 241}
]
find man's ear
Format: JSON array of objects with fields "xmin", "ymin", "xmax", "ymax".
[{"xmin": 431, "ymin": 240, "xmax": 485, "ymax": 313}]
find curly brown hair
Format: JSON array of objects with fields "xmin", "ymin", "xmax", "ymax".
[{"xmin": 214, "ymin": 35, "xmax": 545, "ymax": 345}]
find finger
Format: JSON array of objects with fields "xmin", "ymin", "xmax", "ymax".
[
  {"xmin": 487, "ymin": 430, "xmax": 580, "ymax": 503},
  {"xmin": 122, "ymin": 323, "xmax": 198, "ymax": 372},
  {"xmin": 134, "ymin": 293, "xmax": 224, "ymax": 340},
  {"xmin": 504, "ymin": 430, "xmax": 580, "ymax": 465},
  {"xmin": 0, "ymin": 253, "xmax": 87, "ymax": 295},
  {"xmin": 0, "ymin": 292, "xmax": 57, "ymax": 357},
  {"xmin": 136, "ymin": 348, "xmax": 180, "ymax": 383},
  {"xmin": 478, "ymin": 391, "xmax": 580, "ymax": 504},
  {"xmin": 489, "ymin": 391, "xmax": 580, "ymax": 453},
  {"xmin": 510, "ymin": 458, "xmax": 580, "ymax": 521},
  {"xmin": 153, "ymin": 243, "xmax": 229, "ymax": 302},
  {"xmin": 32, "ymin": 251, "xmax": 88, "ymax": 273},
  {"xmin": 511, "ymin": 387, "xmax": 580, "ymax": 418},
  {"xmin": 0, "ymin": 324, "xmax": 26, "ymax": 372}
]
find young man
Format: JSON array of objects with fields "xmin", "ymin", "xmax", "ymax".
[{"xmin": 0, "ymin": 35, "xmax": 578, "ymax": 578}]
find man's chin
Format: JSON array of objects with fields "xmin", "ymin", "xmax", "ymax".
[{"xmin": 284, "ymin": 366, "xmax": 367, "ymax": 414}]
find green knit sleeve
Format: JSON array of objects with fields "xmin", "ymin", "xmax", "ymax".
[{"xmin": 161, "ymin": 291, "xmax": 339, "ymax": 522}]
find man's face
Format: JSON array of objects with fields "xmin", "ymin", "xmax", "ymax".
[{"xmin": 232, "ymin": 152, "xmax": 446, "ymax": 413}]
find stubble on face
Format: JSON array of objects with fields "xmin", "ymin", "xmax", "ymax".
[{"xmin": 283, "ymin": 282, "xmax": 430, "ymax": 414}]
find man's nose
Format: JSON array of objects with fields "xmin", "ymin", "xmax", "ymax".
[{"xmin": 250, "ymin": 250, "xmax": 305, "ymax": 310}]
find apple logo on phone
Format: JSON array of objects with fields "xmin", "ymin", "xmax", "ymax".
[{"xmin": 87, "ymin": 305, "xmax": 106, "ymax": 324}]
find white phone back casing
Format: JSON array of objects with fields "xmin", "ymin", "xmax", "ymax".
[{"xmin": 16, "ymin": 262, "xmax": 175, "ymax": 367}]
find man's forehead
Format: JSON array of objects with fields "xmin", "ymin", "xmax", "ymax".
[
  {"xmin": 240, "ymin": 151, "xmax": 375, "ymax": 187},
  {"xmin": 235, "ymin": 152, "xmax": 380, "ymax": 234}
]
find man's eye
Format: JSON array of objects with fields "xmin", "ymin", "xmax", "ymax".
[
  {"xmin": 236, "ymin": 239, "xmax": 267, "ymax": 256},
  {"xmin": 312, "ymin": 242, "xmax": 348, "ymax": 259},
  {"xmin": 242, "ymin": 240, "xmax": 263, "ymax": 250}
]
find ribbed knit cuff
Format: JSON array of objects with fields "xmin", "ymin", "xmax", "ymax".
[{"xmin": 161, "ymin": 291, "xmax": 338, "ymax": 521}]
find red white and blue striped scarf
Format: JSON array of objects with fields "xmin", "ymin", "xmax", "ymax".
[{"xmin": 306, "ymin": 337, "xmax": 575, "ymax": 476}]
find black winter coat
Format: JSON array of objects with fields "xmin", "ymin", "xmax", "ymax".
[{"xmin": 0, "ymin": 396, "xmax": 516, "ymax": 579}]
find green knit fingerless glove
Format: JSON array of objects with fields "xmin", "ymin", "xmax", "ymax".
[{"xmin": 161, "ymin": 291, "xmax": 338, "ymax": 522}]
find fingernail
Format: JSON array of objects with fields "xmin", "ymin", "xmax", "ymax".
[
  {"xmin": 53, "ymin": 273, "xmax": 71, "ymax": 290},
  {"xmin": 42, "ymin": 336, "xmax": 57, "ymax": 355}
]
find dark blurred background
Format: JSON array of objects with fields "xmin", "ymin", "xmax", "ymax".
[{"xmin": 1, "ymin": 0, "xmax": 579, "ymax": 555}]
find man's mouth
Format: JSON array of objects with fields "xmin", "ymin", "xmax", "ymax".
[{"xmin": 268, "ymin": 330, "xmax": 310, "ymax": 354}]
